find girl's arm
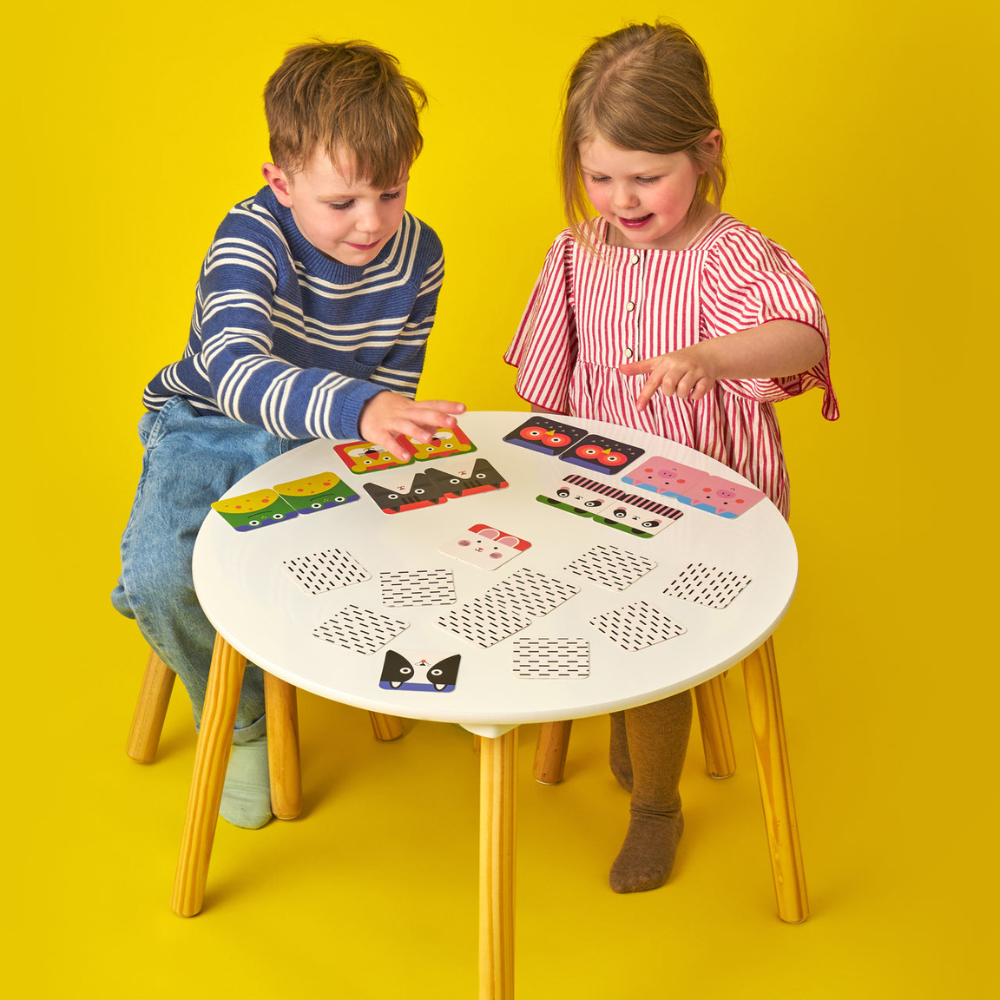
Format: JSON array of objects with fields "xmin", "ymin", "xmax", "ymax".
[{"xmin": 619, "ymin": 320, "xmax": 826, "ymax": 411}]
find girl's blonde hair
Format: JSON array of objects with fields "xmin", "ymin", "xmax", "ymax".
[{"xmin": 561, "ymin": 22, "xmax": 726, "ymax": 242}]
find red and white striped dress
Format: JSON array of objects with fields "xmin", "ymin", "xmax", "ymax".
[{"xmin": 504, "ymin": 214, "xmax": 839, "ymax": 519}]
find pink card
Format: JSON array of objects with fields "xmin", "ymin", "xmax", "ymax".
[
  {"xmin": 622, "ymin": 456, "xmax": 710, "ymax": 499},
  {"xmin": 439, "ymin": 524, "xmax": 532, "ymax": 570},
  {"xmin": 685, "ymin": 477, "xmax": 766, "ymax": 518}
]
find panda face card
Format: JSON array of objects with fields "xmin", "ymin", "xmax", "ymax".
[{"xmin": 439, "ymin": 523, "xmax": 532, "ymax": 570}]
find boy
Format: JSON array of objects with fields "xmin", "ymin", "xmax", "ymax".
[{"xmin": 111, "ymin": 41, "xmax": 463, "ymax": 829}]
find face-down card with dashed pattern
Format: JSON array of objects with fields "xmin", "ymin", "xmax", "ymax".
[
  {"xmin": 489, "ymin": 568, "xmax": 580, "ymax": 617},
  {"xmin": 379, "ymin": 568, "xmax": 457, "ymax": 607},
  {"xmin": 663, "ymin": 562, "xmax": 752, "ymax": 609},
  {"xmin": 564, "ymin": 543, "xmax": 657, "ymax": 591},
  {"xmin": 513, "ymin": 638, "xmax": 590, "ymax": 679},
  {"xmin": 283, "ymin": 548, "xmax": 371, "ymax": 595},
  {"xmin": 312, "ymin": 605, "xmax": 409, "ymax": 654},
  {"xmin": 436, "ymin": 596, "xmax": 534, "ymax": 648},
  {"xmin": 590, "ymin": 601, "xmax": 687, "ymax": 652}
]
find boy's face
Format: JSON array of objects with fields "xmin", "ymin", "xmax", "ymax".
[{"xmin": 263, "ymin": 148, "xmax": 409, "ymax": 267}]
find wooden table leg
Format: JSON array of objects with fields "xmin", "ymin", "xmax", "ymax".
[
  {"xmin": 368, "ymin": 712, "xmax": 404, "ymax": 741},
  {"xmin": 532, "ymin": 720, "xmax": 571, "ymax": 784},
  {"xmin": 743, "ymin": 637, "xmax": 809, "ymax": 923},
  {"xmin": 264, "ymin": 671, "xmax": 301, "ymax": 820},
  {"xmin": 694, "ymin": 674, "xmax": 736, "ymax": 778},
  {"xmin": 127, "ymin": 649, "xmax": 176, "ymax": 763},
  {"xmin": 171, "ymin": 633, "xmax": 246, "ymax": 917},
  {"xmin": 480, "ymin": 727, "xmax": 517, "ymax": 1000}
]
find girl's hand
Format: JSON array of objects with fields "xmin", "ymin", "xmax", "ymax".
[
  {"xmin": 619, "ymin": 346, "xmax": 720, "ymax": 410},
  {"xmin": 359, "ymin": 391, "xmax": 466, "ymax": 461}
]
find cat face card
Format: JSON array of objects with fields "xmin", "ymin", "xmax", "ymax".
[
  {"xmin": 503, "ymin": 417, "xmax": 588, "ymax": 457},
  {"xmin": 559, "ymin": 434, "xmax": 644, "ymax": 475},
  {"xmin": 363, "ymin": 472, "xmax": 445, "ymax": 514},
  {"xmin": 333, "ymin": 440, "xmax": 414, "ymax": 475},
  {"xmin": 439, "ymin": 523, "xmax": 531, "ymax": 570},
  {"xmin": 379, "ymin": 649, "xmax": 461, "ymax": 692},
  {"xmin": 423, "ymin": 458, "xmax": 509, "ymax": 499},
  {"xmin": 410, "ymin": 426, "xmax": 476, "ymax": 461}
]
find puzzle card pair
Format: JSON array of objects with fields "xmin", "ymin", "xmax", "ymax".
[
  {"xmin": 503, "ymin": 418, "xmax": 643, "ymax": 473},
  {"xmin": 212, "ymin": 472, "xmax": 359, "ymax": 531},
  {"xmin": 622, "ymin": 457, "xmax": 765, "ymax": 519},
  {"xmin": 379, "ymin": 650, "xmax": 461, "ymax": 692},
  {"xmin": 363, "ymin": 458, "xmax": 508, "ymax": 514},
  {"xmin": 537, "ymin": 474, "xmax": 682, "ymax": 539},
  {"xmin": 334, "ymin": 426, "xmax": 476, "ymax": 474}
]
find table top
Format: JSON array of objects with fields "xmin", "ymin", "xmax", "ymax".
[{"xmin": 193, "ymin": 411, "xmax": 797, "ymax": 736}]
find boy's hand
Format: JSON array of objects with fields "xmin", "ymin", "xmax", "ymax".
[
  {"xmin": 619, "ymin": 345, "xmax": 720, "ymax": 410},
  {"xmin": 358, "ymin": 391, "xmax": 467, "ymax": 461}
]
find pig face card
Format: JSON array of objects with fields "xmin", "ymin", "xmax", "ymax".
[
  {"xmin": 379, "ymin": 649, "xmax": 461, "ymax": 692},
  {"xmin": 503, "ymin": 417, "xmax": 588, "ymax": 457},
  {"xmin": 622, "ymin": 457, "xmax": 706, "ymax": 497},
  {"xmin": 559, "ymin": 434, "xmax": 644, "ymax": 474},
  {"xmin": 686, "ymin": 477, "xmax": 766, "ymax": 518},
  {"xmin": 439, "ymin": 523, "xmax": 532, "ymax": 570}
]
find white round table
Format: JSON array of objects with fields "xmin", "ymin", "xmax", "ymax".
[{"xmin": 173, "ymin": 411, "xmax": 809, "ymax": 994}]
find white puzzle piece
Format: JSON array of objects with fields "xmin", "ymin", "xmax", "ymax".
[
  {"xmin": 663, "ymin": 562, "xmax": 752, "ymax": 609},
  {"xmin": 439, "ymin": 523, "xmax": 531, "ymax": 570},
  {"xmin": 379, "ymin": 568, "xmax": 457, "ymax": 607},
  {"xmin": 590, "ymin": 601, "xmax": 687, "ymax": 652},
  {"xmin": 490, "ymin": 567, "xmax": 581, "ymax": 617},
  {"xmin": 312, "ymin": 605, "xmax": 409, "ymax": 654},
  {"xmin": 283, "ymin": 548, "xmax": 371, "ymax": 595},
  {"xmin": 564, "ymin": 543, "xmax": 657, "ymax": 591},
  {"xmin": 513, "ymin": 638, "xmax": 590, "ymax": 679}
]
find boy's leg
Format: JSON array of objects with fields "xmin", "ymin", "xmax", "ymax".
[
  {"xmin": 610, "ymin": 691, "xmax": 692, "ymax": 893},
  {"xmin": 112, "ymin": 397, "xmax": 298, "ymax": 828}
]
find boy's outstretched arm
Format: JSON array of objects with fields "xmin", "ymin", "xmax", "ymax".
[
  {"xmin": 619, "ymin": 320, "xmax": 826, "ymax": 409},
  {"xmin": 359, "ymin": 392, "xmax": 466, "ymax": 461}
]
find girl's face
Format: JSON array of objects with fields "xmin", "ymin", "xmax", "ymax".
[{"xmin": 578, "ymin": 137, "xmax": 711, "ymax": 251}]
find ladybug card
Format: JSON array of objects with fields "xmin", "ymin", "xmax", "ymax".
[
  {"xmin": 503, "ymin": 417, "xmax": 588, "ymax": 456},
  {"xmin": 558, "ymin": 434, "xmax": 644, "ymax": 475}
]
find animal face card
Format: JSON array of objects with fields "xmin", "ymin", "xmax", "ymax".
[
  {"xmin": 211, "ymin": 489, "xmax": 297, "ymax": 530},
  {"xmin": 273, "ymin": 472, "xmax": 359, "ymax": 513},
  {"xmin": 622, "ymin": 457, "xmax": 705, "ymax": 497},
  {"xmin": 684, "ymin": 477, "xmax": 766, "ymax": 518},
  {"xmin": 423, "ymin": 458, "xmax": 509, "ymax": 499},
  {"xmin": 503, "ymin": 417, "xmax": 588, "ymax": 457},
  {"xmin": 363, "ymin": 472, "xmax": 445, "ymax": 514},
  {"xmin": 622, "ymin": 457, "xmax": 766, "ymax": 518},
  {"xmin": 379, "ymin": 650, "xmax": 461, "ymax": 692},
  {"xmin": 591, "ymin": 493, "xmax": 683, "ymax": 539},
  {"xmin": 409, "ymin": 426, "xmax": 476, "ymax": 461},
  {"xmin": 439, "ymin": 524, "xmax": 532, "ymax": 570},
  {"xmin": 559, "ymin": 434, "xmax": 644, "ymax": 475},
  {"xmin": 333, "ymin": 440, "xmax": 414, "ymax": 475},
  {"xmin": 536, "ymin": 475, "xmax": 619, "ymax": 517}
]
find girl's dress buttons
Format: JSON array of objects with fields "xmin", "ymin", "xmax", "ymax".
[{"xmin": 626, "ymin": 302, "xmax": 635, "ymax": 312}]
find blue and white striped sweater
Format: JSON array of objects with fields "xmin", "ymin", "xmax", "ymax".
[{"xmin": 144, "ymin": 186, "xmax": 443, "ymax": 440}]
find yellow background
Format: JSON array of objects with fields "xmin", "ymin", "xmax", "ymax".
[{"xmin": 4, "ymin": 1, "xmax": 997, "ymax": 996}]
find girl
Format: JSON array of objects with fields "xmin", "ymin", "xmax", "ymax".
[{"xmin": 505, "ymin": 22, "xmax": 838, "ymax": 893}]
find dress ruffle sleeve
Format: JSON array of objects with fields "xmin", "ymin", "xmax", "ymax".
[
  {"xmin": 504, "ymin": 231, "xmax": 578, "ymax": 412},
  {"xmin": 702, "ymin": 226, "xmax": 839, "ymax": 421}
]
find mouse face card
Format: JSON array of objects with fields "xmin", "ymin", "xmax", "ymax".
[
  {"xmin": 379, "ymin": 649, "xmax": 461, "ymax": 692},
  {"xmin": 559, "ymin": 434, "xmax": 644, "ymax": 474},
  {"xmin": 439, "ymin": 523, "xmax": 531, "ymax": 570},
  {"xmin": 503, "ymin": 417, "xmax": 588, "ymax": 457}
]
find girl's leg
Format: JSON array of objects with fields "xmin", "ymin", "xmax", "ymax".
[
  {"xmin": 608, "ymin": 711, "xmax": 632, "ymax": 791},
  {"xmin": 610, "ymin": 691, "xmax": 692, "ymax": 893}
]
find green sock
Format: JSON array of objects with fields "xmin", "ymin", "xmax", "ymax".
[{"xmin": 219, "ymin": 735, "xmax": 272, "ymax": 830}]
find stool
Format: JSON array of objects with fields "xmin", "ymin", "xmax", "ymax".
[
  {"xmin": 126, "ymin": 643, "xmax": 407, "ymax": 822},
  {"xmin": 532, "ymin": 637, "xmax": 808, "ymax": 923}
]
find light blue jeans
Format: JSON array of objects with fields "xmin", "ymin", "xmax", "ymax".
[{"xmin": 111, "ymin": 397, "xmax": 308, "ymax": 741}]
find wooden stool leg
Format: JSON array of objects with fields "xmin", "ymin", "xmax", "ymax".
[
  {"xmin": 480, "ymin": 728, "xmax": 517, "ymax": 1000},
  {"xmin": 532, "ymin": 720, "xmax": 572, "ymax": 784},
  {"xmin": 171, "ymin": 633, "xmax": 246, "ymax": 917},
  {"xmin": 127, "ymin": 650, "xmax": 176, "ymax": 763},
  {"xmin": 743, "ymin": 637, "xmax": 809, "ymax": 923},
  {"xmin": 368, "ymin": 712, "xmax": 404, "ymax": 741},
  {"xmin": 694, "ymin": 674, "xmax": 737, "ymax": 778},
  {"xmin": 264, "ymin": 672, "xmax": 302, "ymax": 820}
]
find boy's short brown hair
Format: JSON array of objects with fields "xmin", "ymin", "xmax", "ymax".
[{"xmin": 264, "ymin": 40, "xmax": 427, "ymax": 188}]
